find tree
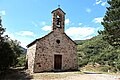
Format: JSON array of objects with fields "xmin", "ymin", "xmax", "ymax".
[
  {"xmin": 6, "ymin": 39, "xmax": 23, "ymax": 67},
  {"xmin": 101, "ymin": 0, "xmax": 120, "ymax": 47},
  {"xmin": 77, "ymin": 35, "xmax": 120, "ymax": 72},
  {"xmin": 0, "ymin": 17, "xmax": 22, "ymax": 72}
]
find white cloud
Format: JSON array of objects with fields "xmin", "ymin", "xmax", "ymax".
[
  {"xmin": 65, "ymin": 19, "xmax": 70, "ymax": 25},
  {"xmin": 41, "ymin": 21, "xmax": 46, "ymax": 25},
  {"xmin": 41, "ymin": 26, "xmax": 51, "ymax": 31},
  {"xmin": 16, "ymin": 31, "xmax": 35, "ymax": 37},
  {"xmin": 86, "ymin": 8, "xmax": 91, "ymax": 13},
  {"xmin": 96, "ymin": 0, "xmax": 102, "ymax": 5},
  {"xmin": 94, "ymin": 0, "xmax": 107, "ymax": 6},
  {"xmin": 0, "ymin": 10, "xmax": 6, "ymax": 15},
  {"xmin": 4, "ymin": 31, "xmax": 34, "ymax": 48},
  {"xmin": 65, "ymin": 26, "xmax": 95, "ymax": 40},
  {"xmin": 4, "ymin": 31, "xmax": 16, "ymax": 40},
  {"xmin": 92, "ymin": 17, "xmax": 103, "ymax": 23},
  {"xmin": 101, "ymin": 2, "xmax": 107, "ymax": 6},
  {"xmin": 78, "ymin": 23, "xmax": 82, "ymax": 26},
  {"xmin": 71, "ymin": 23, "xmax": 75, "ymax": 25},
  {"xmin": 19, "ymin": 39, "xmax": 31, "ymax": 48}
]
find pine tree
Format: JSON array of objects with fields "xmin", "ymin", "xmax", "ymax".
[{"xmin": 101, "ymin": 0, "xmax": 120, "ymax": 47}]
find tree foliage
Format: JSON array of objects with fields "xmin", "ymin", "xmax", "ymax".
[
  {"xmin": 16, "ymin": 54, "xmax": 26, "ymax": 67},
  {"xmin": 101, "ymin": 0, "xmax": 120, "ymax": 47},
  {"xmin": 77, "ymin": 35, "xmax": 120, "ymax": 72},
  {"xmin": 0, "ymin": 17, "xmax": 23, "ymax": 72}
]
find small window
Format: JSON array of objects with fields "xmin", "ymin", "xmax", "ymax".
[
  {"xmin": 56, "ymin": 39, "xmax": 60, "ymax": 44},
  {"xmin": 39, "ymin": 65, "xmax": 41, "ymax": 67}
]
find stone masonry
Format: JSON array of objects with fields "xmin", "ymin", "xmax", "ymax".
[{"xmin": 26, "ymin": 8, "xmax": 78, "ymax": 73}]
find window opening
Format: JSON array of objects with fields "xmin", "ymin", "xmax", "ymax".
[
  {"xmin": 56, "ymin": 39, "xmax": 60, "ymax": 44},
  {"xmin": 57, "ymin": 15, "xmax": 61, "ymax": 27}
]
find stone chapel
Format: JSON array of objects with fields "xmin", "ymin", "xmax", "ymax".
[{"xmin": 26, "ymin": 7, "xmax": 78, "ymax": 73}]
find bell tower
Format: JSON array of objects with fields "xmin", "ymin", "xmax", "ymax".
[{"xmin": 51, "ymin": 7, "xmax": 66, "ymax": 33}]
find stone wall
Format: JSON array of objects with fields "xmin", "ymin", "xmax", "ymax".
[
  {"xmin": 27, "ymin": 8, "xmax": 78, "ymax": 73},
  {"xmin": 27, "ymin": 44, "xmax": 36, "ymax": 73},
  {"xmin": 52, "ymin": 8, "xmax": 65, "ymax": 33},
  {"xmin": 33, "ymin": 30, "xmax": 78, "ymax": 72}
]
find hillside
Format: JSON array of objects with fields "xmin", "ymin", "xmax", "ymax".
[
  {"xmin": 19, "ymin": 46, "xmax": 27, "ymax": 54},
  {"xmin": 76, "ymin": 35, "xmax": 120, "ymax": 72}
]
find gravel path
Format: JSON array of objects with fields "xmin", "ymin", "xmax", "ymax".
[
  {"xmin": 63, "ymin": 74, "xmax": 120, "ymax": 80},
  {"xmin": 31, "ymin": 72, "xmax": 120, "ymax": 80},
  {"xmin": 1, "ymin": 68, "xmax": 120, "ymax": 80}
]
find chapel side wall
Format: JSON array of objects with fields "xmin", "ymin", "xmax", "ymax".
[
  {"xmin": 34, "ymin": 38, "xmax": 54, "ymax": 72},
  {"xmin": 27, "ymin": 44, "xmax": 36, "ymax": 73}
]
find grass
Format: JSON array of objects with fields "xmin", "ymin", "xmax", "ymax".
[{"xmin": 80, "ymin": 64, "xmax": 120, "ymax": 75}]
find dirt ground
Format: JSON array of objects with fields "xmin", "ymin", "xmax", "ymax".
[
  {"xmin": 30, "ymin": 72, "xmax": 120, "ymax": 80},
  {"xmin": 0, "ymin": 68, "xmax": 120, "ymax": 80}
]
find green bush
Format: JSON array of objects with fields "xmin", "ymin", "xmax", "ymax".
[{"xmin": 16, "ymin": 54, "xmax": 26, "ymax": 67}]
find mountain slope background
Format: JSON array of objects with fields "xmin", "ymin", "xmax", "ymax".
[{"xmin": 75, "ymin": 35, "xmax": 120, "ymax": 72}]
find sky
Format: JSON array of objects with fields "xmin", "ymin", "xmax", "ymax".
[{"xmin": 0, "ymin": 0, "xmax": 108, "ymax": 48}]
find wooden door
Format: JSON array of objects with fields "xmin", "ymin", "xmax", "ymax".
[{"xmin": 54, "ymin": 55, "xmax": 62, "ymax": 70}]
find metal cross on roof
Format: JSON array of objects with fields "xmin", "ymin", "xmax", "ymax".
[{"xmin": 58, "ymin": 5, "xmax": 60, "ymax": 8}]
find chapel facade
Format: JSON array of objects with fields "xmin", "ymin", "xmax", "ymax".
[{"xmin": 26, "ymin": 8, "xmax": 78, "ymax": 73}]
